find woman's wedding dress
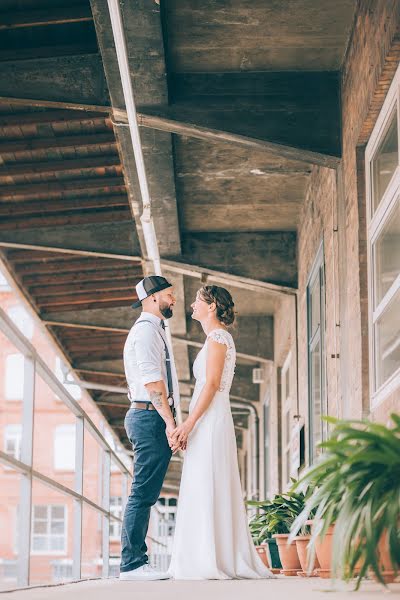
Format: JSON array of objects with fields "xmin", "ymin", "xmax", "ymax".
[{"xmin": 168, "ymin": 328, "xmax": 274, "ymax": 580}]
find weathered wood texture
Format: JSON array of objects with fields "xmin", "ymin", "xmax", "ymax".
[
  {"xmin": 180, "ymin": 231, "xmax": 297, "ymax": 287},
  {"xmin": 163, "ymin": 0, "xmax": 356, "ymax": 72}
]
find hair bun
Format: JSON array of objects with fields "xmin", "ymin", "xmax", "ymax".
[{"xmin": 199, "ymin": 285, "xmax": 235, "ymax": 326}]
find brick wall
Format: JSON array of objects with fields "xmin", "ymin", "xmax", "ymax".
[{"xmin": 295, "ymin": 0, "xmax": 400, "ymax": 436}]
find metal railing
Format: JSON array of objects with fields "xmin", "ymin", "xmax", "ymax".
[{"xmin": 0, "ymin": 307, "xmax": 132, "ymax": 587}]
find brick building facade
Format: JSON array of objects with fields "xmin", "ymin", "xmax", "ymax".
[{"xmin": 263, "ymin": 0, "xmax": 400, "ymax": 496}]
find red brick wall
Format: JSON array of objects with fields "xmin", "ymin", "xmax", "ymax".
[{"xmin": 294, "ymin": 0, "xmax": 400, "ymax": 437}]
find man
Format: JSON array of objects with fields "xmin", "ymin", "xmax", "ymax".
[{"xmin": 120, "ymin": 275, "xmax": 179, "ymax": 581}]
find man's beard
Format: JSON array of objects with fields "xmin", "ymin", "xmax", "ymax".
[{"xmin": 160, "ymin": 304, "xmax": 173, "ymax": 319}]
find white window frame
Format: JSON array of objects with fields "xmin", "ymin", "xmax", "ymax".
[
  {"xmin": 31, "ymin": 505, "xmax": 67, "ymax": 556},
  {"xmin": 365, "ymin": 63, "xmax": 400, "ymax": 409},
  {"xmin": 281, "ymin": 352, "xmax": 292, "ymax": 488},
  {"xmin": 307, "ymin": 241, "xmax": 327, "ymax": 463}
]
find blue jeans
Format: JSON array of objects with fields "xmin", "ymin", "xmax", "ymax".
[{"xmin": 120, "ymin": 408, "xmax": 172, "ymax": 572}]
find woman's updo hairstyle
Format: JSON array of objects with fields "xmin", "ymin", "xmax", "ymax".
[{"xmin": 199, "ymin": 285, "xmax": 235, "ymax": 326}]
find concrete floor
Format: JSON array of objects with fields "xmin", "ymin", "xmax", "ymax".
[{"xmin": 1, "ymin": 577, "xmax": 399, "ymax": 600}]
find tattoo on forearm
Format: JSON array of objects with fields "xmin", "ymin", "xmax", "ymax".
[{"xmin": 150, "ymin": 391, "xmax": 163, "ymax": 409}]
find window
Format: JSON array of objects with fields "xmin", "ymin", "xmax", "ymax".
[
  {"xmin": 281, "ymin": 354, "xmax": 293, "ymax": 487},
  {"xmin": 7, "ymin": 305, "xmax": 34, "ymax": 340},
  {"xmin": 0, "ymin": 270, "xmax": 11, "ymax": 291},
  {"xmin": 4, "ymin": 425, "xmax": 22, "ymax": 463},
  {"xmin": 5, "ymin": 353, "xmax": 25, "ymax": 400},
  {"xmin": 54, "ymin": 425, "xmax": 75, "ymax": 471},
  {"xmin": 55, "ymin": 357, "xmax": 81, "ymax": 401},
  {"xmin": 366, "ymin": 64, "xmax": 400, "ymax": 405},
  {"xmin": 307, "ymin": 243, "xmax": 327, "ymax": 463},
  {"xmin": 32, "ymin": 505, "xmax": 66, "ymax": 554},
  {"xmin": 104, "ymin": 429, "xmax": 131, "ymax": 473},
  {"xmin": 109, "ymin": 496, "xmax": 123, "ymax": 540}
]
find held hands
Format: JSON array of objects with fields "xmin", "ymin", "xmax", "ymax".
[{"xmin": 166, "ymin": 419, "xmax": 194, "ymax": 453}]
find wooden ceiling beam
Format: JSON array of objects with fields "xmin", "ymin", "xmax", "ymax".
[
  {"xmin": 0, "ymin": 242, "xmax": 141, "ymax": 263},
  {"xmin": 36, "ymin": 289, "xmax": 136, "ymax": 306},
  {"xmin": 0, "ymin": 207, "xmax": 131, "ymax": 229},
  {"xmin": 0, "ymin": 156, "xmax": 121, "ymax": 177},
  {"xmin": 0, "ymin": 133, "xmax": 116, "ymax": 155},
  {"xmin": 0, "ymin": 110, "xmax": 109, "ymax": 128},
  {"xmin": 0, "ymin": 177, "xmax": 125, "ymax": 201},
  {"xmin": 22, "ymin": 268, "xmax": 137, "ymax": 286},
  {"xmin": 42, "ymin": 300, "xmax": 132, "ymax": 312},
  {"xmin": 132, "ymin": 108, "xmax": 340, "ymax": 169},
  {"xmin": 45, "ymin": 321, "xmax": 129, "ymax": 334},
  {"xmin": 14, "ymin": 258, "xmax": 136, "ymax": 276},
  {"xmin": 0, "ymin": 196, "xmax": 128, "ymax": 217},
  {"xmin": 30, "ymin": 280, "xmax": 136, "ymax": 296},
  {"xmin": 0, "ymin": 6, "xmax": 93, "ymax": 30},
  {"xmin": 0, "ymin": 43, "xmax": 98, "ymax": 63}
]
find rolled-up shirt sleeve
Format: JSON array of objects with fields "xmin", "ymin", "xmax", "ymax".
[{"xmin": 133, "ymin": 323, "xmax": 163, "ymax": 385}]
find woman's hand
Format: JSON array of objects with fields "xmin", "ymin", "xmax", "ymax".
[{"xmin": 170, "ymin": 419, "xmax": 194, "ymax": 448}]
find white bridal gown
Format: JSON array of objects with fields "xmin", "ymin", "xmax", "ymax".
[{"xmin": 168, "ymin": 328, "xmax": 274, "ymax": 580}]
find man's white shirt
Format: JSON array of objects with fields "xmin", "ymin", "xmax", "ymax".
[{"xmin": 123, "ymin": 311, "xmax": 180, "ymax": 406}]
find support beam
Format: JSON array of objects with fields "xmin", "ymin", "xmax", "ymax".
[
  {"xmin": 0, "ymin": 133, "xmax": 116, "ymax": 154},
  {"xmin": 0, "ymin": 96, "xmax": 339, "ymax": 166},
  {"xmin": 0, "ymin": 241, "xmax": 293, "ymax": 294},
  {"xmin": 0, "ymin": 156, "xmax": 121, "ymax": 178},
  {"xmin": 0, "ymin": 242, "xmax": 141, "ymax": 262},
  {"xmin": 131, "ymin": 108, "xmax": 340, "ymax": 169},
  {"xmin": 0, "ymin": 177, "xmax": 125, "ymax": 201}
]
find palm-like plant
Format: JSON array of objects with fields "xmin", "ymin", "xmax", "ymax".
[
  {"xmin": 247, "ymin": 490, "xmax": 306, "ymax": 539},
  {"xmin": 289, "ymin": 413, "xmax": 400, "ymax": 588}
]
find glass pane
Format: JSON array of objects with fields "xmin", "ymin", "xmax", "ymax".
[
  {"xmin": 311, "ymin": 340, "xmax": 322, "ymax": 457},
  {"xmin": 32, "ymin": 372, "xmax": 76, "ymax": 491},
  {"xmin": 310, "ymin": 276, "xmax": 321, "ymax": 338},
  {"xmin": 375, "ymin": 288, "xmax": 400, "ymax": 389},
  {"xmin": 372, "ymin": 109, "xmax": 398, "ymax": 211},
  {"xmin": 373, "ymin": 198, "xmax": 400, "ymax": 305},
  {"xmin": 0, "ymin": 469, "xmax": 21, "ymax": 591},
  {"xmin": 81, "ymin": 503, "xmax": 103, "ymax": 579},
  {"xmin": 33, "ymin": 521, "xmax": 47, "ymax": 534},
  {"xmin": 30, "ymin": 480, "xmax": 70, "ymax": 586}
]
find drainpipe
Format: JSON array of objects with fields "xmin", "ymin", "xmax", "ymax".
[
  {"xmin": 231, "ymin": 401, "xmax": 260, "ymax": 499},
  {"xmin": 106, "ymin": 0, "xmax": 181, "ymax": 423}
]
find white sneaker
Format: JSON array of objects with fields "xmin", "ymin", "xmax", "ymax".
[{"xmin": 119, "ymin": 564, "xmax": 171, "ymax": 581}]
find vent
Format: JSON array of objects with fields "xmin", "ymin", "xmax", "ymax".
[{"xmin": 252, "ymin": 368, "xmax": 264, "ymax": 384}]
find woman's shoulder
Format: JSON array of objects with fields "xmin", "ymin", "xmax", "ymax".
[{"xmin": 207, "ymin": 328, "xmax": 234, "ymax": 347}]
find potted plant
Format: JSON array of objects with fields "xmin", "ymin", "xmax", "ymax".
[
  {"xmin": 247, "ymin": 500, "xmax": 282, "ymax": 572},
  {"xmin": 289, "ymin": 414, "xmax": 400, "ymax": 588},
  {"xmin": 249, "ymin": 490, "xmax": 306, "ymax": 576}
]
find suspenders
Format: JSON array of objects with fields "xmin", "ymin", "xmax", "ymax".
[{"xmin": 131, "ymin": 319, "xmax": 174, "ymax": 407}]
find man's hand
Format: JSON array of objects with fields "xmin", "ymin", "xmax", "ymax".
[{"xmin": 166, "ymin": 420, "xmax": 181, "ymax": 453}]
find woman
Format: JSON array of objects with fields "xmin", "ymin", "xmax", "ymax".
[{"xmin": 168, "ymin": 285, "xmax": 274, "ymax": 580}]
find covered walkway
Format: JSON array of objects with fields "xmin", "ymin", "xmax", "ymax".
[{"xmin": 1, "ymin": 578, "xmax": 399, "ymax": 600}]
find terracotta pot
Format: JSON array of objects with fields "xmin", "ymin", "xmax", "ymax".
[
  {"xmin": 374, "ymin": 530, "xmax": 397, "ymax": 584},
  {"xmin": 255, "ymin": 545, "xmax": 269, "ymax": 568},
  {"xmin": 294, "ymin": 535, "xmax": 320, "ymax": 576},
  {"xmin": 314, "ymin": 525, "xmax": 335, "ymax": 578},
  {"xmin": 272, "ymin": 533, "xmax": 301, "ymax": 575},
  {"xmin": 314, "ymin": 525, "xmax": 334, "ymax": 568}
]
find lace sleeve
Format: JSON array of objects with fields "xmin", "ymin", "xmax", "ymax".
[{"xmin": 208, "ymin": 329, "xmax": 231, "ymax": 348}]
